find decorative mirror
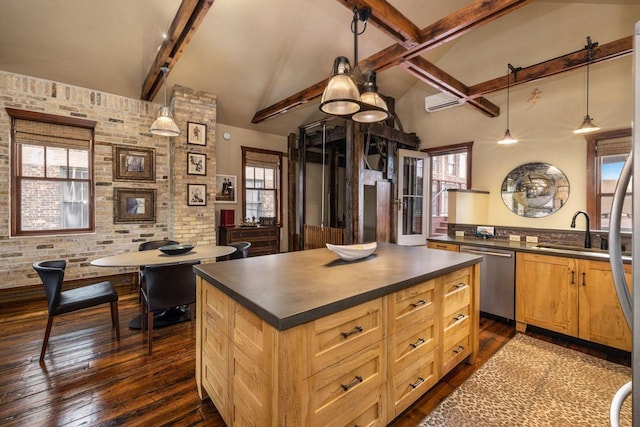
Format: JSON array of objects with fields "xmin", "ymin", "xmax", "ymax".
[{"xmin": 501, "ymin": 162, "xmax": 569, "ymax": 217}]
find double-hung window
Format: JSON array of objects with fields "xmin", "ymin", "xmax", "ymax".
[
  {"xmin": 8, "ymin": 109, "xmax": 96, "ymax": 236},
  {"xmin": 241, "ymin": 146, "xmax": 282, "ymax": 225}
]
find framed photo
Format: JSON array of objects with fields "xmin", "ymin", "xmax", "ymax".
[
  {"xmin": 215, "ymin": 174, "xmax": 236, "ymax": 204},
  {"xmin": 113, "ymin": 145, "xmax": 155, "ymax": 182},
  {"xmin": 187, "ymin": 184, "xmax": 207, "ymax": 206},
  {"xmin": 113, "ymin": 188, "xmax": 156, "ymax": 223},
  {"xmin": 187, "ymin": 122, "xmax": 207, "ymax": 146},
  {"xmin": 187, "ymin": 152, "xmax": 206, "ymax": 176}
]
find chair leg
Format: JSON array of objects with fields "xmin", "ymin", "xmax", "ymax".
[
  {"xmin": 110, "ymin": 301, "xmax": 120, "ymax": 341},
  {"xmin": 147, "ymin": 310, "xmax": 154, "ymax": 356},
  {"xmin": 40, "ymin": 317, "xmax": 54, "ymax": 363}
]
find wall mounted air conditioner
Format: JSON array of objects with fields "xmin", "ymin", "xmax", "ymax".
[{"xmin": 424, "ymin": 92, "xmax": 465, "ymax": 112}]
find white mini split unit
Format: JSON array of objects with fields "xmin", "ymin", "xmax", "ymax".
[{"xmin": 424, "ymin": 92, "xmax": 466, "ymax": 112}]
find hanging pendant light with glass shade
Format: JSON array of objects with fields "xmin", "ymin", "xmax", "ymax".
[
  {"xmin": 498, "ymin": 63, "xmax": 518, "ymax": 145},
  {"xmin": 150, "ymin": 66, "xmax": 181, "ymax": 137},
  {"xmin": 574, "ymin": 36, "xmax": 600, "ymax": 134},
  {"xmin": 319, "ymin": 7, "xmax": 390, "ymax": 123}
]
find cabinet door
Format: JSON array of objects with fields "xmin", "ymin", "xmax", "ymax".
[
  {"xmin": 515, "ymin": 253, "xmax": 578, "ymax": 337},
  {"xmin": 578, "ymin": 260, "xmax": 632, "ymax": 351}
]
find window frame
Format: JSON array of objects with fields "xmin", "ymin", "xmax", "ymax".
[
  {"xmin": 8, "ymin": 108, "xmax": 97, "ymax": 236},
  {"xmin": 241, "ymin": 146, "xmax": 283, "ymax": 226},
  {"xmin": 585, "ymin": 128, "xmax": 632, "ymax": 230}
]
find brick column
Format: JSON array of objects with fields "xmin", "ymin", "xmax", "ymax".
[{"xmin": 169, "ymin": 85, "xmax": 217, "ymax": 244}]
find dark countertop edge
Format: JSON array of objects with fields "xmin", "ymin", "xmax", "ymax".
[
  {"xmin": 194, "ymin": 256, "xmax": 481, "ymax": 331},
  {"xmin": 427, "ymin": 236, "xmax": 632, "ymax": 263}
]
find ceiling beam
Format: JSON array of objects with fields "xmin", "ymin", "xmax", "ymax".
[
  {"xmin": 252, "ymin": 0, "xmax": 532, "ymax": 124},
  {"xmin": 140, "ymin": 0, "xmax": 215, "ymax": 102},
  {"xmin": 468, "ymin": 35, "xmax": 633, "ymax": 97}
]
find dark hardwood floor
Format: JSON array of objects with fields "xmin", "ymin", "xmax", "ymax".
[{"xmin": 0, "ymin": 277, "xmax": 630, "ymax": 426}]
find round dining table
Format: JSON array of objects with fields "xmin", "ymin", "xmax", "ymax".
[
  {"xmin": 91, "ymin": 244, "xmax": 236, "ymax": 329},
  {"xmin": 90, "ymin": 244, "xmax": 236, "ymax": 267}
]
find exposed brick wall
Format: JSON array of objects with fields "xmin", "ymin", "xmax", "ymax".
[{"xmin": 0, "ymin": 70, "xmax": 217, "ymax": 289}]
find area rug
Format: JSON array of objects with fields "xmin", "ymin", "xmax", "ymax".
[{"xmin": 419, "ymin": 333, "xmax": 632, "ymax": 427}]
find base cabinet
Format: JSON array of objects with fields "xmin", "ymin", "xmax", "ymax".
[
  {"xmin": 515, "ymin": 252, "xmax": 631, "ymax": 351},
  {"xmin": 196, "ymin": 264, "xmax": 479, "ymax": 426}
]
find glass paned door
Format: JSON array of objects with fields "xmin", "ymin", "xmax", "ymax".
[{"xmin": 397, "ymin": 149, "xmax": 430, "ymax": 245}]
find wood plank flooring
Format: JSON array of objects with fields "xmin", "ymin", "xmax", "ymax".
[{"xmin": 0, "ymin": 278, "xmax": 630, "ymax": 426}]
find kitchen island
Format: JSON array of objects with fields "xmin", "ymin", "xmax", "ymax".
[{"xmin": 194, "ymin": 242, "xmax": 481, "ymax": 426}]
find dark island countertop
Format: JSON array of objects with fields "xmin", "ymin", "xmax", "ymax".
[{"xmin": 194, "ymin": 242, "xmax": 481, "ymax": 331}]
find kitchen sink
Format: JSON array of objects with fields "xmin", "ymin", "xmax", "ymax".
[{"xmin": 532, "ymin": 243, "xmax": 631, "ymax": 257}]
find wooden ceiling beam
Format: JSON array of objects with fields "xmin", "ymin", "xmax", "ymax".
[
  {"xmin": 140, "ymin": 0, "xmax": 215, "ymax": 101},
  {"xmin": 339, "ymin": 0, "xmax": 421, "ymax": 48},
  {"xmin": 253, "ymin": 0, "xmax": 531, "ymax": 124},
  {"xmin": 468, "ymin": 35, "xmax": 633, "ymax": 98}
]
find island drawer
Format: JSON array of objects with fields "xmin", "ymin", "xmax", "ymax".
[
  {"xmin": 203, "ymin": 283, "xmax": 229, "ymax": 336},
  {"xmin": 309, "ymin": 297, "xmax": 384, "ymax": 375},
  {"xmin": 443, "ymin": 304, "xmax": 471, "ymax": 348},
  {"xmin": 442, "ymin": 334, "xmax": 471, "ymax": 375},
  {"xmin": 388, "ymin": 279, "xmax": 436, "ymax": 333},
  {"xmin": 443, "ymin": 269, "xmax": 472, "ymax": 318},
  {"xmin": 388, "ymin": 317, "xmax": 437, "ymax": 374},
  {"xmin": 306, "ymin": 342, "xmax": 385, "ymax": 426},
  {"xmin": 388, "ymin": 346, "xmax": 437, "ymax": 417}
]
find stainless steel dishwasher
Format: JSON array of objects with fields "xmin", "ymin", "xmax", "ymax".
[{"xmin": 459, "ymin": 245, "xmax": 515, "ymax": 320}]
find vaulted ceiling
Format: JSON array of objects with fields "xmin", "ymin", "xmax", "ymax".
[{"xmin": 0, "ymin": 0, "xmax": 637, "ymax": 137}]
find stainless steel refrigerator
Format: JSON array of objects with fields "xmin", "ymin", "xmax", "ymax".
[{"xmin": 609, "ymin": 20, "xmax": 640, "ymax": 427}]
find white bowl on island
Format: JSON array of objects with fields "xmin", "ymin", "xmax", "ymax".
[{"xmin": 326, "ymin": 242, "xmax": 377, "ymax": 261}]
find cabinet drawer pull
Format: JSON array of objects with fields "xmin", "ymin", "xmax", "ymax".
[
  {"xmin": 454, "ymin": 282, "xmax": 467, "ymax": 289},
  {"xmin": 341, "ymin": 375, "xmax": 363, "ymax": 391},
  {"xmin": 410, "ymin": 299, "xmax": 427, "ymax": 308},
  {"xmin": 453, "ymin": 345, "xmax": 465, "ymax": 354},
  {"xmin": 409, "ymin": 338, "xmax": 426, "ymax": 348},
  {"xmin": 453, "ymin": 314, "xmax": 466, "ymax": 322},
  {"xmin": 582, "ymin": 272, "xmax": 586, "ymax": 286},
  {"xmin": 410, "ymin": 377, "xmax": 425, "ymax": 389},
  {"xmin": 341, "ymin": 326, "xmax": 364, "ymax": 338},
  {"xmin": 571, "ymin": 271, "xmax": 575, "ymax": 284}
]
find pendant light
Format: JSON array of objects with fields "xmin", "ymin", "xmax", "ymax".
[
  {"xmin": 498, "ymin": 63, "xmax": 518, "ymax": 145},
  {"xmin": 150, "ymin": 66, "xmax": 181, "ymax": 137},
  {"xmin": 320, "ymin": 7, "xmax": 390, "ymax": 123},
  {"xmin": 574, "ymin": 37, "xmax": 600, "ymax": 134}
]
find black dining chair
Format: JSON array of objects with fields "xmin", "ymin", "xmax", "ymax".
[
  {"xmin": 137, "ymin": 239, "xmax": 180, "ymax": 286},
  {"xmin": 217, "ymin": 241, "xmax": 251, "ymax": 261},
  {"xmin": 33, "ymin": 260, "xmax": 120, "ymax": 363},
  {"xmin": 140, "ymin": 261, "xmax": 199, "ymax": 355}
]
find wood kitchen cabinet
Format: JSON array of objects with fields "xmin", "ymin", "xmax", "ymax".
[
  {"xmin": 427, "ymin": 241, "xmax": 460, "ymax": 252},
  {"xmin": 515, "ymin": 252, "xmax": 631, "ymax": 351}
]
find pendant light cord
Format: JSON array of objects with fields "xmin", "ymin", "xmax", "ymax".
[
  {"xmin": 321, "ymin": 121, "xmax": 326, "ymax": 228},
  {"xmin": 160, "ymin": 66, "xmax": 169, "ymax": 107},
  {"xmin": 506, "ymin": 65, "xmax": 511, "ymax": 129},
  {"xmin": 585, "ymin": 43, "xmax": 592, "ymax": 116}
]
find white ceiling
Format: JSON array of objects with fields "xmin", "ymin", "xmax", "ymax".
[{"xmin": 1, "ymin": 0, "xmax": 638, "ymax": 137}]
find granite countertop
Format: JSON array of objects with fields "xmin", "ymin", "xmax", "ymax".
[
  {"xmin": 427, "ymin": 235, "xmax": 631, "ymax": 263},
  {"xmin": 194, "ymin": 242, "xmax": 481, "ymax": 331}
]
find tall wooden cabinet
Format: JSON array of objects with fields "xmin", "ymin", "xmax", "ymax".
[{"xmin": 515, "ymin": 252, "xmax": 631, "ymax": 351}]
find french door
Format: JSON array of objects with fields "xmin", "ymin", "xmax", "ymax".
[{"xmin": 397, "ymin": 149, "xmax": 430, "ymax": 245}]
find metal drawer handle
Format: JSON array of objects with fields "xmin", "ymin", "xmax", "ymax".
[
  {"xmin": 341, "ymin": 326, "xmax": 364, "ymax": 338},
  {"xmin": 454, "ymin": 282, "xmax": 467, "ymax": 289},
  {"xmin": 453, "ymin": 314, "xmax": 466, "ymax": 322},
  {"xmin": 409, "ymin": 338, "xmax": 425, "ymax": 348},
  {"xmin": 410, "ymin": 377, "xmax": 425, "ymax": 389},
  {"xmin": 410, "ymin": 299, "xmax": 427, "ymax": 308},
  {"xmin": 341, "ymin": 375, "xmax": 363, "ymax": 391},
  {"xmin": 453, "ymin": 345, "xmax": 465, "ymax": 354}
]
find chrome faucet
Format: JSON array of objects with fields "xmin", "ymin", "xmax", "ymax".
[{"xmin": 571, "ymin": 210, "xmax": 591, "ymax": 248}]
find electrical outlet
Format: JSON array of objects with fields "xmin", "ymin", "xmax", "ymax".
[
  {"xmin": 509, "ymin": 235, "xmax": 521, "ymax": 242},
  {"xmin": 455, "ymin": 231, "xmax": 464, "ymax": 237},
  {"xmin": 526, "ymin": 236, "xmax": 538, "ymax": 243}
]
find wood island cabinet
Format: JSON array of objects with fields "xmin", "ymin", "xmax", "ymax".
[
  {"xmin": 217, "ymin": 226, "xmax": 280, "ymax": 257},
  {"xmin": 515, "ymin": 252, "xmax": 631, "ymax": 351},
  {"xmin": 427, "ymin": 241, "xmax": 460, "ymax": 252},
  {"xmin": 196, "ymin": 264, "xmax": 479, "ymax": 426}
]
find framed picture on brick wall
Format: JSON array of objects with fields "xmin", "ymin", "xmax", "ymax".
[
  {"xmin": 113, "ymin": 188, "xmax": 156, "ymax": 223},
  {"xmin": 187, "ymin": 122, "xmax": 207, "ymax": 146},
  {"xmin": 187, "ymin": 152, "xmax": 206, "ymax": 176},
  {"xmin": 113, "ymin": 145, "xmax": 155, "ymax": 182},
  {"xmin": 187, "ymin": 184, "xmax": 207, "ymax": 206}
]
